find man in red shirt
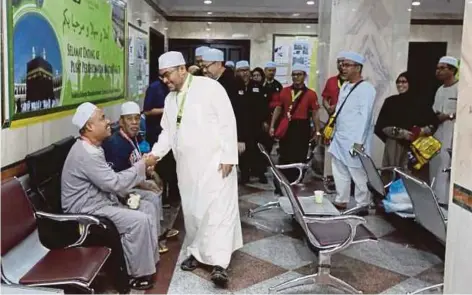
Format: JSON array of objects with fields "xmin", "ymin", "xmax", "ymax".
[
  {"xmin": 321, "ymin": 53, "xmax": 347, "ymax": 115},
  {"xmin": 269, "ymin": 64, "xmax": 321, "ymax": 183}
]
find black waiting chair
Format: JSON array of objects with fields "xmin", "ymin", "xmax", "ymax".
[
  {"xmin": 352, "ymin": 146, "xmax": 414, "ymax": 218},
  {"xmin": 266, "ymin": 156, "xmax": 377, "ymax": 294},
  {"xmin": 395, "ymin": 169, "xmax": 446, "ymax": 294},
  {"xmin": 1, "ymin": 178, "xmax": 111, "ymax": 293}
]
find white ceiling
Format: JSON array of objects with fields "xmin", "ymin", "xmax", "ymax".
[{"xmin": 153, "ymin": 0, "xmax": 466, "ymax": 19}]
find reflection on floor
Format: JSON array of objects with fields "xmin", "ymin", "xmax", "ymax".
[{"xmin": 157, "ymin": 178, "xmax": 444, "ymax": 295}]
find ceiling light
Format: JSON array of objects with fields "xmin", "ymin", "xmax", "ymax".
[
  {"xmin": 306, "ymin": 25, "xmax": 311, "ymax": 28},
  {"xmin": 293, "ymin": 13, "xmax": 300, "ymax": 16},
  {"xmin": 164, "ymin": 27, "xmax": 168, "ymax": 30},
  {"xmin": 206, "ymin": 28, "xmax": 211, "ymax": 31},
  {"xmin": 207, "ymin": 22, "xmax": 212, "ymax": 25},
  {"xmin": 207, "ymin": 11, "xmax": 213, "ymax": 15},
  {"xmin": 204, "ymin": 0, "xmax": 212, "ymax": 4},
  {"xmin": 408, "ymin": 8, "xmax": 412, "ymax": 11},
  {"xmin": 306, "ymin": 1, "xmax": 315, "ymax": 5},
  {"xmin": 412, "ymin": 1, "xmax": 420, "ymax": 6}
]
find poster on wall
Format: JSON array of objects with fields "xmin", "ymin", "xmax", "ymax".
[
  {"xmin": 272, "ymin": 34, "xmax": 318, "ymax": 92},
  {"xmin": 7, "ymin": 0, "xmax": 126, "ymax": 122},
  {"xmin": 128, "ymin": 23, "xmax": 149, "ymax": 102}
]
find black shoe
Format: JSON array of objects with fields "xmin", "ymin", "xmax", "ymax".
[
  {"xmin": 129, "ymin": 275, "xmax": 154, "ymax": 290},
  {"xmin": 356, "ymin": 209, "xmax": 369, "ymax": 217},
  {"xmin": 180, "ymin": 255, "xmax": 199, "ymax": 271},
  {"xmin": 211, "ymin": 266, "xmax": 228, "ymax": 287},
  {"xmin": 258, "ymin": 175, "xmax": 268, "ymax": 184}
]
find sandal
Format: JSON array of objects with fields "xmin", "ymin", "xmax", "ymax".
[
  {"xmin": 166, "ymin": 228, "xmax": 179, "ymax": 238},
  {"xmin": 211, "ymin": 266, "xmax": 228, "ymax": 287},
  {"xmin": 159, "ymin": 240, "xmax": 169, "ymax": 254},
  {"xmin": 180, "ymin": 255, "xmax": 199, "ymax": 271},
  {"xmin": 129, "ymin": 276, "xmax": 154, "ymax": 290}
]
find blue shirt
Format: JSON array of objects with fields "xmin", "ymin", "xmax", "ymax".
[
  {"xmin": 102, "ymin": 131, "xmax": 141, "ymax": 172},
  {"xmin": 328, "ymin": 81, "xmax": 376, "ymax": 168},
  {"xmin": 143, "ymin": 80, "xmax": 169, "ymax": 139}
]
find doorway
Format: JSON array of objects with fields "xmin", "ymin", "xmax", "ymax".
[
  {"xmin": 149, "ymin": 28, "xmax": 165, "ymax": 83},
  {"xmin": 407, "ymin": 42, "xmax": 447, "ymax": 107},
  {"xmin": 168, "ymin": 39, "xmax": 250, "ymax": 65}
]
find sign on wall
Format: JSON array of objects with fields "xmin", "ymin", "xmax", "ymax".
[
  {"xmin": 7, "ymin": 0, "xmax": 126, "ymax": 123},
  {"xmin": 272, "ymin": 34, "xmax": 318, "ymax": 92},
  {"xmin": 128, "ymin": 23, "xmax": 149, "ymax": 102}
]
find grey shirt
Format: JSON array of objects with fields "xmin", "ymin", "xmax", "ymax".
[{"xmin": 61, "ymin": 139, "xmax": 146, "ymax": 214}]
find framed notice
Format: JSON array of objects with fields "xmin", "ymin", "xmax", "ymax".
[
  {"xmin": 272, "ymin": 34, "xmax": 318, "ymax": 92},
  {"xmin": 128, "ymin": 22, "xmax": 149, "ymax": 101},
  {"xmin": 7, "ymin": 0, "xmax": 127, "ymax": 123}
]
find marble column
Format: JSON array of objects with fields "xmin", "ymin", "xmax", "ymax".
[
  {"xmin": 318, "ymin": 0, "xmax": 411, "ymax": 176},
  {"xmin": 444, "ymin": 1, "xmax": 472, "ymax": 293}
]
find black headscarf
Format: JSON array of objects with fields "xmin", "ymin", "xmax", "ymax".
[{"xmin": 375, "ymin": 71, "xmax": 439, "ymax": 142}]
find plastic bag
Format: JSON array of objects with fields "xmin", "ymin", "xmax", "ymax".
[{"xmin": 383, "ymin": 179, "xmax": 413, "ymax": 213}]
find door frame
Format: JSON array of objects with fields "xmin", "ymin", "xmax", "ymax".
[{"xmin": 148, "ymin": 27, "xmax": 165, "ymax": 83}]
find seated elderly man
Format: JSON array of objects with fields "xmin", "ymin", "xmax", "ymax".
[
  {"xmin": 61, "ymin": 102, "xmax": 159, "ymax": 290},
  {"xmin": 102, "ymin": 101, "xmax": 179, "ymax": 253}
]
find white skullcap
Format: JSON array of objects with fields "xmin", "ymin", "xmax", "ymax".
[
  {"xmin": 72, "ymin": 102, "xmax": 97, "ymax": 129},
  {"xmin": 121, "ymin": 101, "xmax": 140, "ymax": 116},
  {"xmin": 225, "ymin": 61, "xmax": 235, "ymax": 67},
  {"xmin": 336, "ymin": 51, "xmax": 348, "ymax": 59},
  {"xmin": 439, "ymin": 56, "xmax": 459, "ymax": 68},
  {"xmin": 195, "ymin": 46, "xmax": 210, "ymax": 56},
  {"xmin": 292, "ymin": 63, "xmax": 306, "ymax": 72},
  {"xmin": 202, "ymin": 48, "xmax": 224, "ymax": 62},
  {"xmin": 339, "ymin": 51, "xmax": 365, "ymax": 65},
  {"xmin": 265, "ymin": 61, "xmax": 277, "ymax": 68},
  {"xmin": 236, "ymin": 60, "xmax": 250, "ymax": 70},
  {"xmin": 159, "ymin": 51, "xmax": 186, "ymax": 70}
]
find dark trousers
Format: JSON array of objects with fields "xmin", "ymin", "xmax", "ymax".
[
  {"xmin": 156, "ymin": 152, "xmax": 180, "ymax": 206},
  {"xmin": 278, "ymin": 119, "xmax": 311, "ymax": 183}
]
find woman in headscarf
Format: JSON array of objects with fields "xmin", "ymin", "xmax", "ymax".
[
  {"xmin": 375, "ymin": 71, "xmax": 439, "ymax": 181},
  {"xmin": 251, "ymin": 67, "xmax": 265, "ymax": 83}
]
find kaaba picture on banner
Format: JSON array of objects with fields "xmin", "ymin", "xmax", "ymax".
[{"xmin": 13, "ymin": 12, "xmax": 62, "ymax": 114}]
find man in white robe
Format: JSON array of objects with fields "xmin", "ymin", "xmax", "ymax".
[
  {"xmin": 61, "ymin": 102, "xmax": 159, "ymax": 290},
  {"xmin": 430, "ymin": 56, "xmax": 459, "ymax": 205},
  {"xmin": 151, "ymin": 51, "xmax": 243, "ymax": 287},
  {"xmin": 328, "ymin": 51, "xmax": 376, "ymax": 215}
]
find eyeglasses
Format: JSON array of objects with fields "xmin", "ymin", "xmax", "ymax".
[
  {"xmin": 201, "ymin": 62, "xmax": 216, "ymax": 69},
  {"xmin": 396, "ymin": 79, "xmax": 408, "ymax": 84},
  {"xmin": 159, "ymin": 68, "xmax": 178, "ymax": 79},
  {"xmin": 341, "ymin": 63, "xmax": 357, "ymax": 68},
  {"xmin": 436, "ymin": 66, "xmax": 449, "ymax": 71},
  {"xmin": 291, "ymin": 72, "xmax": 304, "ymax": 77}
]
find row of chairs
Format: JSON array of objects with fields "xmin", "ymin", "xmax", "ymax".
[{"xmin": 2, "ymin": 136, "xmax": 130, "ymax": 293}]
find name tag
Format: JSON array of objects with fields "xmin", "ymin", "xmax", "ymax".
[
  {"xmin": 238, "ymin": 90, "xmax": 244, "ymax": 95},
  {"xmin": 253, "ymin": 88, "xmax": 260, "ymax": 93},
  {"xmin": 448, "ymin": 97, "xmax": 457, "ymax": 100}
]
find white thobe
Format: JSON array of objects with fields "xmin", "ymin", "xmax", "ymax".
[
  {"xmin": 328, "ymin": 81, "xmax": 376, "ymax": 206},
  {"xmin": 152, "ymin": 74, "xmax": 243, "ymax": 269},
  {"xmin": 430, "ymin": 82, "xmax": 458, "ymax": 204}
]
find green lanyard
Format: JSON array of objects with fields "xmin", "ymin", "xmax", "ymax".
[
  {"xmin": 176, "ymin": 74, "xmax": 193, "ymax": 128},
  {"xmin": 291, "ymin": 89, "xmax": 302, "ymax": 102}
]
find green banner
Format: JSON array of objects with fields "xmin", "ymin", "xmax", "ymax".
[{"xmin": 8, "ymin": 0, "xmax": 126, "ymax": 121}]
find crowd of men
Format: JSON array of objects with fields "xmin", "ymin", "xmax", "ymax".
[{"xmin": 61, "ymin": 45, "xmax": 458, "ymax": 291}]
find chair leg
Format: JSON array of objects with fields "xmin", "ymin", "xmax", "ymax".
[
  {"xmin": 326, "ymin": 274, "xmax": 362, "ymax": 294},
  {"xmin": 407, "ymin": 283, "xmax": 443, "ymax": 295},
  {"xmin": 268, "ymin": 273, "xmax": 317, "ymax": 293},
  {"xmin": 248, "ymin": 201, "xmax": 280, "ymax": 217}
]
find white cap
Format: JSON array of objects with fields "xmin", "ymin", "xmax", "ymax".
[
  {"xmin": 338, "ymin": 51, "xmax": 365, "ymax": 65},
  {"xmin": 225, "ymin": 61, "xmax": 235, "ymax": 67},
  {"xmin": 265, "ymin": 61, "xmax": 277, "ymax": 68},
  {"xmin": 336, "ymin": 51, "xmax": 348, "ymax": 59},
  {"xmin": 72, "ymin": 102, "xmax": 97, "ymax": 129},
  {"xmin": 439, "ymin": 56, "xmax": 459, "ymax": 68},
  {"xmin": 159, "ymin": 51, "xmax": 186, "ymax": 70},
  {"xmin": 195, "ymin": 46, "xmax": 210, "ymax": 56},
  {"xmin": 236, "ymin": 60, "xmax": 250, "ymax": 70},
  {"xmin": 292, "ymin": 63, "xmax": 306, "ymax": 72},
  {"xmin": 121, "ymin": 101, "xmax": 140, "ymax": 116},
  {"xmin": 202, "ymin": 48, "xmax": 224, "ymax": 62}
]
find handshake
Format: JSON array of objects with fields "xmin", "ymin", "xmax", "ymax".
[{"xmin": 142, "ymin": 153, "xmax": 159, "ymax": 174}]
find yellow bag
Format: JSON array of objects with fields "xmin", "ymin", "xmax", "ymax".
[
  {"xmin": 323, "ymin": 115, "xmax": 336, "ymax": 141},
  {"xmin": 409, "ymin": 136, "xmax": 442, "ymax": 170}
]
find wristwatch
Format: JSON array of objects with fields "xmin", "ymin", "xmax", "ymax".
[{"xmin": 392, "ymin": 127, "xmax": 399, "ymax": 136}]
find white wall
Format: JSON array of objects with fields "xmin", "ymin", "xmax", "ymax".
[
  {"xmin": 410, "ymin": 24, "xmax": 463, "ymax": 59},
  {"xmin": 1, "ymin": 0, "xmax": 168, "ymax": 167}
]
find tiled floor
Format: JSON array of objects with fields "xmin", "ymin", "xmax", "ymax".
[{"xmin": 162, "ymin": 177, "xmax": 445, "ymax": 294}]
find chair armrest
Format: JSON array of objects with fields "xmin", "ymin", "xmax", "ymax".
[
  {"xmin": 35, "ymin": 211, "xmax": 106, "ymax": 248},
  {"xmin": 275, "ymin": 163, "xmax": 308, "ymax": 185},
  {"xmin": 303, "ymin": 215, "xmax": 366, "ymax": 254},
  {"xmin": 378, "ymin": 166, "xmax": 399, "ymax": 189}
]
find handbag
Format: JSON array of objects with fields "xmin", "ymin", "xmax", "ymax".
[
  {"xmin": 408, "ymin": 135, "xmax": 442, "ymax": 170},
  {"xmin": 274, "ymin": 88, "xmax": 306, "ymax": 139},
  {"xmin": 323, "ymin": 80, "xmax": 364, "ymax": 142}
]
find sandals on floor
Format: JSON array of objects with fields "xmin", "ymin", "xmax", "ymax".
[
  {"xmin": 211, "ymin": 266, "xmax": 229, "ymax": 287},
  {"xmin": 159, "ymin": 240, "xmax": 169, "ymax": 254},
  {"xmin": 180, "ymin": 255, "xmax": 199, "ymax": 271},
  {"xmin": 166, "ymin": 228, "xmax": 179, "ymax": 238},
  {"xmin": 129, "ymin": 275, "xmax": 154, "ymax": 290}
]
